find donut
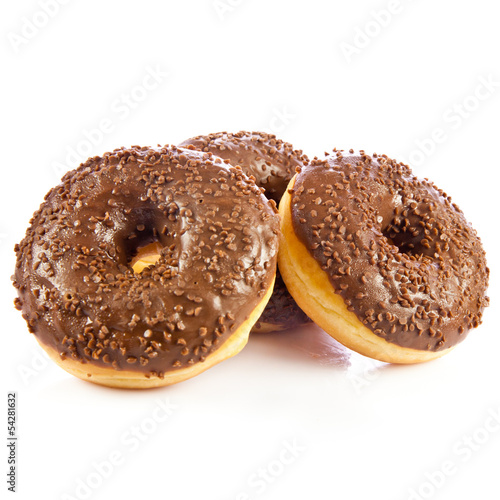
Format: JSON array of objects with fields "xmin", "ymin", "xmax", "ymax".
[
  {"xmin": 179, "ymin": 131, "xmax": 310, "ymax": 332},
  {"xmin": 278, "ymin": 150, "xmax": 489, "ymax": 364},
  {"xmin": 13, "ymin": 146, "xmax": 280, "ymax": 388}
]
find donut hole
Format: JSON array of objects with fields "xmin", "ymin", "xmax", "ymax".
[
  {"xmin": 382, "ymin": 214, "xmax": 433, "ymax": 259},
  {"xmin": 112, "ymin": 207, "xmax": 173, "ymax": 274},
  {"xmin": 121, "ymin": 218, "xmax": 165, "ymax": 273},
  {"xmin": 130, "ymin": 241, "xmax": 163, "ymax": 273},
  {"xmin": 382, "ymin": 226, "xmax": 414, "ymax": 255}
]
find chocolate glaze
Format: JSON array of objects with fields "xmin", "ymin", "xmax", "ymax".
[
  {"xmin": 290, "ymin": 150, "xmax": 489, "ymax": 351},
  {"xmin": 179, "ymin": 131, "xmax": 308, "ymax": 204},
  {"xmin": 179, "ymin": 131, "xmax": 310, "ymax": 330},
  {"xmin": 13, "ymin": 146, "xmax": 280, "ymax": 375},
  {"xmin": 254, "ymin": 270, "xmax": 309, "ymax": 330}
]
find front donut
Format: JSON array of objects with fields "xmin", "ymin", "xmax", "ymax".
[
  {"xmin": 278, "ymin": 150, "xmax": 489, "ymax": 364},
  {"xmin": 13, "ymin": 146, "xmax": 280, "ymax": 388}
]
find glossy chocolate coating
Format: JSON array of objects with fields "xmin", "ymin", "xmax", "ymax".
[
  {"xmin": 13, "ymin": 146, "xmax": 280, "ymax": 375},
  {"xmin": 179, "ymin": 131, "xmax": 308, "ymax": 204},
  {"xmin": 254, "ymin": 269, "xmax": 309, "ymax": 330},
  {"xmin": 290, "ymin": 150, "xmax": 489, "ymax": 351},
  {"xmin": 179, "ymin": 131, "xmax": 310, "ymax": 330}
]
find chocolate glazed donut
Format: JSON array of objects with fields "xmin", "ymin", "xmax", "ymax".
[
  {"xmin": 179, "ymin": 131, "xmax": 310, "ymax": 332},
  {"xmin": 279, "ymin": 150, "xmax": 489, "ymax": 363},
  {"xmin": 13, "ymin": 146, "xmax": 280, "ymax": 388}
]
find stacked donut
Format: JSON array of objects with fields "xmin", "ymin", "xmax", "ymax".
[{"xmin": 13, "ymin": 134, "xmax": 489, "ymax": 388}]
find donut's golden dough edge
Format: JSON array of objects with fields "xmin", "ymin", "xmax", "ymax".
[
  {"xmin": 37, "ymin": 277, "xmax": 275, "ymax": 389},
  {"xmin": 278, "ymin": 177, "xmax": 453, "ymax": 364}
]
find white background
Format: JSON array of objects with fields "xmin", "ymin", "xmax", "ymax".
[{"xmin": 1, "ymin": 1, "xmax": 499, "ymax": 499}]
